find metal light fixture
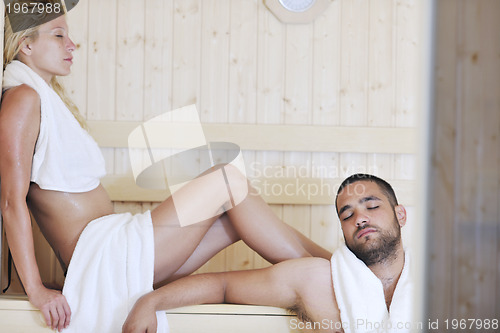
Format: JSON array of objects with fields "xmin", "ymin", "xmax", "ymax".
[{"xmin": 264, "ymin": 0, "xmax": 334, "ymax": 24}]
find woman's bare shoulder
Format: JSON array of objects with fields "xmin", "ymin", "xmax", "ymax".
[
  {"xmin": 2, "ymin": 84, "xmax": 40, "ymax": 110},
  {"xmin": 0, "ymin": 84, "xmax": 40, "ymax": 145}
]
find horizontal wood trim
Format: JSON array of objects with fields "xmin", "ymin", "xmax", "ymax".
[
  {"xmin": 0, "ymin": 296, "xmax": 288, "ymax": 316},
  {"xmin": 0, "ymin": 295, "xmax": 37, "ymax": 311},
  {"xmin": 88, "ymin": 121, "xmax": 417, "ymax": 154},
  {"xmin": 101, "ymin": 175, "xmax": 415, "ymax": 206},
  {"xmin": 165, "ymin": 304, "xmax": 291, "ymax": 316}
]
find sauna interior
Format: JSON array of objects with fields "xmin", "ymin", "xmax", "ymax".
[{"xmin": 1, "ymin": 0, "xmax": 499, "ymax": 331}]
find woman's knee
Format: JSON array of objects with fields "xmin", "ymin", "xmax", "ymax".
[{"xmin": 217, "ymin": 163, "xmax": 249, "ymax": 207}]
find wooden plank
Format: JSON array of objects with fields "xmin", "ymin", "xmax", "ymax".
[
  {"xmin": 228, "ymin": 0, "xmax": 258, "ymax": 124},
  {"xmin": 144, "ymin": 0, "xmax": 173, "ymax": 119},
  {"xmin": 86, "ymin": 0, "xmax": 117, "ymax": 121},
  {"xmin": 172, "ymin": 0, "xmax": 201, "ymax": 109},
  {"xmin": 340, "ymin": 0, "xmax": 368, "ymax": 126},
  {"xmin": 165, "ymin": 304, "xmax": 291, "ymax": 315},
  {"xmin": 88, "ymin": 121, "xmax": 417, "ymax": 154},
  {"xmin": 428, "ymin": 0, "xmax": 457, "ymax": 322},
  {"xmin": 457, "ymin": 0, "xmax": 499, "ymax": 319},
  {"xmin": 470, "ymin": 0, "xmax": 500, "ymax": 318},
  {"xmin": 115, "ymin": 0, "xmax": 145, "ymax": 177},
  {"xmin": 199, "ymin": 0, "xmax": 230, "ymax": 123},
  {"xmin": 338, "ymin": 0, "xmax": 369, "ymax": 197},
  {"xmin": 310, "ymin": 1, "xmax": 341, "ymax": 250},
  {"xmin": 282, "ymin": 19, "xmax": 314, "ymax": 243},
  {"xmin": 254, "ymin": 0, "xmax": 286, "ymax": 269},
  {"xmin": 60, "ymin": 0, "xmax": 88, "ymax": 118},
  {"xmin": 86, "ymin": 0, "xmax": 117, "ymax": 176},
  {"xmin": 0, "ymin": 297, "xmax": 297, "ymax": 333},
  {"xmin": 366, "ymin": 0, "xmax": 394, "ymax": 186},
  {"xmin": 225, "ymin": 0, "xmax": 259, "ymax": 269},
  {"xmin": 367, "ymin": 0, "xmax": 394, "ymax": 127},
  {"xmin": 101, "ymin": 174, "xmax": 415, "ymax": 206}
]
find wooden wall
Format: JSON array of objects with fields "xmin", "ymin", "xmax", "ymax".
[
  {"xmin": 60, "ymin": 0, "xmax": 424, "ymax": 274},
  {"xmin": 1, "ymin": 0, "xmax": 428, "ymax": 296},
  {"xmin": 429, "ymin": 0, "xmax": 500, "ymax": 322}
]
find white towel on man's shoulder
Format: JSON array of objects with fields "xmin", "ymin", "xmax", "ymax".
[
  {"xmin": 62, "ymin": 211, "xmax": 169, "ymax": 333},
  {"xmin": 331, "ymin": 245, "xmax": 413, "ymax": 333}
]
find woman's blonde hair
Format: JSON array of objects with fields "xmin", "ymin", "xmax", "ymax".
[{"xmin": 3, "ymin": 8, "xmax": 87, "ymax": 130}]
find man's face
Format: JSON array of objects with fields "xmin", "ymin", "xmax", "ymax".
[{"xmin": 336, "ymin": 180, "xmax": 405, "ymax": 266}]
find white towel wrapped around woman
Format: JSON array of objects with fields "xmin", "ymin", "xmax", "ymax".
[{"xmin": 62, "ymin": 211, "xmax": 169, "ymax": 333}]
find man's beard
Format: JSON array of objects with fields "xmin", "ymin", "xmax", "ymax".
[{"xmin": 345, "ymin": 218, "xmax": 401, "ymax": 267}]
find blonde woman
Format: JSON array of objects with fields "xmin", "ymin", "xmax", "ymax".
[{"xmin": 0, "ymin": 9, "xmax": 330, "ymax": 333}]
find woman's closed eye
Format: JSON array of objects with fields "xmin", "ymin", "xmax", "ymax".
[{"xmin": 367, "ymin": 205, "xmax": 379, "ymax": 210}]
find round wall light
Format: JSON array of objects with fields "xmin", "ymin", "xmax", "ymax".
[{"xmin": 264, "ymin": 0, "xmax": 334, "ymax": 24}]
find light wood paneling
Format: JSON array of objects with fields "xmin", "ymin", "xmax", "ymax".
[
  {"xmin": 1, "ymin": 0, "xmax": 427, "ymax": 295},
  {"xmin": 430, "ymin": 0, "xmax": 500, "ymax": 321}
]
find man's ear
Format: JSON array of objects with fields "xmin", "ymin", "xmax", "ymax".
[{"xmin": 394, "ymin": 205, "xmax": 407, "ymax": 227}]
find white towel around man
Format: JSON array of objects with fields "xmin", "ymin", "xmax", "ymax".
[{"xmin": 330, "ymin": 245, "xmax": 413, "ymax": 333}]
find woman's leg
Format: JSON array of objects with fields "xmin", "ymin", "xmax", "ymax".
[
  {"xmin": 153, "ymin": 214, "xmax": 238, "ymax": 287},
  {"xmin": 151, "ymin": 164, "xmax": 329, "ymax": 284}
]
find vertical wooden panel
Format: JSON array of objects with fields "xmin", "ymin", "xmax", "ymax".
[
  {"xmin": 367, "ymin": 0, "xmax": 393, "ymax": 127},
  {"xmin": 144, "ymin": 0, "xmax": 173, "ymax": 120},
  {"xmin": 339, "ymin": 0, "xmax": 368, "ymax": 126},
  {"xmin": 87, "ymin": 0, "xmax": 117, "ymax": 121},
  {"xmin": 282, "ymin": 22, "xmax": 314, "ymax": 246},
  {"xmin": 394, "ymin": 0, "xmax": 419, "ymax": 214},
  {"xmin": 225, "ymin": 0, "xmax": 259, "ymax": 271},
  {"xmin": 115, "ymin": 0, "xmax": 144, "ymax": 121},
  {"xmin": 310, "ymin": 2, "xmax": 341, "ymax": 250},
  {"xmin": 254, "ymin": 0, "xmax": 286, "ymax": 268},
  {"xmin": 339, "ymin": 0, "xmax": 368, "ymax": 184},
  {"xmin": 61, "ymin": 1, "xmax": 88, "ymax": 118},
  {"xmin": 228, "ymin": 0, "xmax": 258, "ymax": 124},
  {"xmin": 172, "ymin": 0, "xmax": 201, "ymax": 109},
  {"xmin": 140, "ymin": 1, "xmax": 174, "ymax": 214},
  {"xmin": 115, "ymin": 0, "xmax": 145, "ymax": 178},
  {"xmin": 456, "ymin": 0, "xmax": 499, "ymax": 319},
  {"xmin": 87, "ymin": 0, "xmax": 117, "ymax": 175},
  {"xmin": 428, "ymin": 0, "xmax": 458, "ymax": 304},
  {"xmin": 366, "ymin": 0, "xmax": 394, "ymax": 183},
  {"xmin": 200, "ymin": 0, "xmax": 230, "ymax": 123},
  {"xmin": 430, "ymin": 0, "xmax": 500, "ymax": 322}
]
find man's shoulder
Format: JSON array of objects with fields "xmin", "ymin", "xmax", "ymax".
[
  {"xmin": 271, "ymin": 257, "xmax": 332, "ymax": 291},
  {"xmin": 276, "ymin": 257, "xmax": 331, "ymax": 275}
]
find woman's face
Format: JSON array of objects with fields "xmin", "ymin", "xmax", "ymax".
[{"xmin": 22, "ymin": 15, "xmax": 75, "ymax": 83}]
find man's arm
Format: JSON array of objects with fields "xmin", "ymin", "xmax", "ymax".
[{"xmin": 122, "ymin": 257, "xmax": 342, "ymax": 333}]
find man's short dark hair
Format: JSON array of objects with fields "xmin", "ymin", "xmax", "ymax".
[{"xmin": 335, "ymin": 173, "xmax": 399, "ymax": 216}]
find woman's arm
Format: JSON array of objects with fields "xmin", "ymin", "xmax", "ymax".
[
  {"xmin": 0, "ymin": 85, "xmax": 71, "ymax": 332},
  {"xmin": 123, "ymin": 258, "xmax": 343, "ymax": 333}
]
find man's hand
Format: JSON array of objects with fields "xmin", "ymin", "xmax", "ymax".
[
  {"xmin": 28, "ymin": 285, "xmax": 71, "ymax": 332},
  {"xmin": 122, "ymin": 294, "xmax": 158, "ymax": 333}
]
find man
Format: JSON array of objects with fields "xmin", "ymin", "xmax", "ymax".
[{"xmin": 122, "ymin": 174, "xmax": 410, "ymax": 333}]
